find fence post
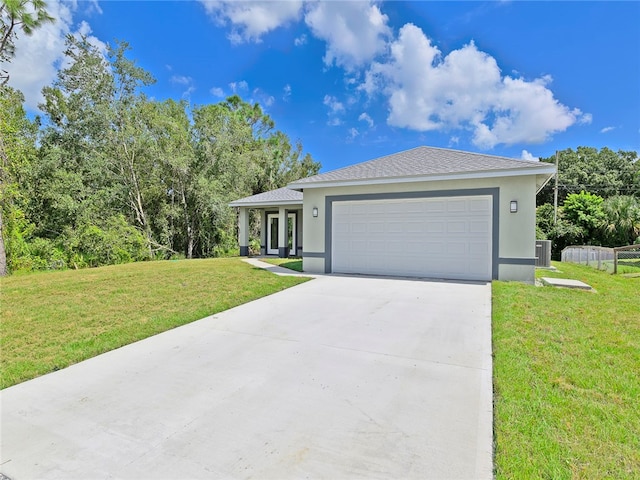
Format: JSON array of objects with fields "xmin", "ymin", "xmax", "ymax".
[
  {"xmin": 597, "ymin": 248, "xmax": 601, "ymax": 270},
  {"xmin": 614, "ymin": 248, "xmax": 618, "ymax": 274}
]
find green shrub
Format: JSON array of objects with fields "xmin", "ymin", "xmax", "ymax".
[{"xmin": 62, "ymin": 215, "xmax": 149, "ymax": 268}]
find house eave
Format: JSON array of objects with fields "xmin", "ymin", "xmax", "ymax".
[
  {"xmin": 228, "ymin": 199, "xmax": 304, "ymax": 208},
  {"xmin": 288, "ymin": 165, "xmax": 557, "ymax": 190}
]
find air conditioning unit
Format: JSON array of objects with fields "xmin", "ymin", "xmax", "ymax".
[{"xmin": 535, "ymin": 240, "xmax": 552, "ymax": 267}]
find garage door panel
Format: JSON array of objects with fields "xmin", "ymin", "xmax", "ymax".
[
  {"xmin": 426, "ymin": 201, "xmax": 446, "ymax": 213},
  {"xmin": 469, "ymin": 241, "xmax": 491, "ymax": 255},
  {"xmin": 447, "ymin": 242, "xmax": 467, "ymax": 255},
  {"xmin": 406, "ymin": 202, "xmax": 425, "ymax": 214},
  {"xmin": 388, "ymin": 221, "xmax": 405, "ymax": 233},
  {"xmin": 332, "ymin": 195, "xmax": 492, "ymax": 281},
  {"xmin": 446, "ymin": 200, "xmax": 466, "ymax": 212},
  {"xmin": 406, "ymin": 221, "xmax": 425, "ymax": 234},
  {"xmin": 470, "ymin": 198, "xmax": 491, "ymax": 211},
  {"xmin": 348, "ymin": 222, "xmax": 365, "ymax": 234},
  {"xmin": 470, "ymin": 221, "xmax": 489, "ymax": 233},
  {"xmin": 368, "ymin": 221, "xmax": 385, "ymax": 233},
  {"xmin": 447, "ymin": 221, "xmax": 466, "ymax": 234},
  {"xmin": 426, "ymin": 221, "xmax": 445, "ymax": 233},
  {"xmin": 424, "ymin": 241, "xmax": 446, "ymax": 254},
  {"xmin": 350, "ymin": 203, "xmax": 369, "ymax": 214}
]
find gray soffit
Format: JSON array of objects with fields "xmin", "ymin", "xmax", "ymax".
[
  {"xmin": 289, "ymin": 146, "xmax": 555, "ymax": 189},
  {"xmin": 229, "ymin": 187, "xmax": 303, "ymax": 207}
]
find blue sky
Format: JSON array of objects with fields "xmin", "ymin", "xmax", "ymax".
[{"xmin": 7, "ymin": 1, "xmax": 640, "ymax": 172}]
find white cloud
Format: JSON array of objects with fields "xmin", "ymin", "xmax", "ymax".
[
  {"xmin": 324, "ymin": 95, "xmax": 345, "ymax": 126},
  {"xmin": 304, "ymin": 1, "xmax": 391, "ymax": 70},
  {"xmin": 263, "ymin": 93, "xmax": 275, "ymax": 106},
  {"xmin": 294, "ymin": 34, "xmax": 307, "ymax": 47},
  {"xmin": 521, "ymin": 150, "xmax": 539, "ymax": 161},
  {"xmin": 170, "ymin": 75, "xmax": 196, "ymax": 98},
  {"xmin": 229, "ymin": 80, "xmax": 249, "ymax": 93},
  {"xmin": 84, "ymin": 0, "xmax": 103, "ymax": 16},
  {"xmin": 250, "ymin": 87, "xmax": 274, "ymax": 107},
  {"xmin": 358, "ymin": 112, "xmax": 374, "ymax": 127},
  {"xmin": 323, "ymin": 94, "xmax": 345, "ymax": 114},
  {"xmin": 283, "ymin": 84, "xmax": 292, "ymax": 101},
  {"xmin": 2, "ymin": 0, "xmax": 105, "ymax": 111},
  {"xmin": 577, "ymin": 111, "xmax": 592, "ymax": 125},
  {"xmin": 347, "ymin": 127, "xmax": 359, "ymax": 140},
  {"xmin": 199, "ymin": 0, "xmax": 303, "ymax": 43},
  {"xmin": 362, "ymin": 24, "xmax": 590, "ymax": 149},
  {"xmin": 170, "ymin": 75, "xmax": 192, "ymax": 85},
  {"xmin": 210, "ymin": 86, "xmax": 225, "ymax": 97},
  {"xmin": 600, "ymin": 126, "xmax": 615, "ymax": 133}
]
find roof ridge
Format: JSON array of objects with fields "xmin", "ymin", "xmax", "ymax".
[
  {"xmin": 318, "ymin": 146, "xmax": 427, "ymax": 175},
  {"xmin": 414, "ymin": 145, "xmax": 539, "ymax": 164}
]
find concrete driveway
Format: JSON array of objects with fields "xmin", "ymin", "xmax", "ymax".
[{"xmin": 0, "ymin": 274, "xmax": 493, "ymax": 479}]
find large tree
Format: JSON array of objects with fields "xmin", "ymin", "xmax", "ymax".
[
  {"xmin": 601, "ymin": 196, "xmax": 640, "ymax": 246},
  {"xmin": 36, "ymin": 34, "xmax": 117, "ymax": 239},
  {"xmin": 0, "ymin": 0, "xmax": 52, "ymax": 275},
  {"xmin": 189, "ymin": 96, "xmax": 319, "ymax": 258},
  {"xmin": 5, "ymin": 35, "xmax": 319, "ymax": 272},
  {"xmin": 538, "ymin": 147, "xmax": 639, "ymax": 206},
  {"xmin": 0, "ymin": 85, "xmax": 38, "ymax": 274}
]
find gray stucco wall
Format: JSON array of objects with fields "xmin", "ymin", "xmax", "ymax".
[{"xmin": 301, "ymin": 175, "xmax": 537, "ymax": 283}]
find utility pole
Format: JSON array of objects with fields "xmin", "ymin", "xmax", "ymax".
[{"xmin": 553, "ymin": 150, "xmax": 559, "ymax": 225}]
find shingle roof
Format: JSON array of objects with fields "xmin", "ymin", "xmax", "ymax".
[
  {"xmin": 229, "ymin": 187, "xmax": 303, "ymax": 207},
  {"xmin": 289, "ymin": 146, "xmax": 553, "ymax": 187}
]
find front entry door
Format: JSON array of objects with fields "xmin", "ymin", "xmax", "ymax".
[{"xmin": 267, "ymin": 213, "xmax": 296, "ymax": 256}]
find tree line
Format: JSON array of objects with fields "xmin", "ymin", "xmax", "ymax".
[
  {"xmin": 1, "ymin": 2, "xmax": 638, "ymax": 273},
  {"xmin": 1, "ymin": 34, "xmax": 319, "ymax": 274},
  {"xmin": 536, "ymin": 147, "xmax": 640, "ymax": 257}
]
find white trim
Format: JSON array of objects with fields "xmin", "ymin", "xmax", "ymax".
[
  {"xmin": 535, "ymin": 173, "xmax": 554, "ymax": 194},
  {"xmin": 267, "ymin": 214, "xmax": 279, "ymax": 255},
  {"xmin": 288, "ymin": 166, "xmax": 556, "ymax": 190},
  {"xmin": 266, "ymin": 213, "xmax": 296, "ymax": 255}
]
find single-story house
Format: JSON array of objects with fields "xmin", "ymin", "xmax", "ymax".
[{"xmin": 229, "ymin": 146, "xmax": 555, "ymax": 283}]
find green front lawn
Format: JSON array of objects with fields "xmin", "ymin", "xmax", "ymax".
[
  {"xmin": 261, "ymin": 257, "xmax": 303, "ymax": 272},
  {"xmin": 493, "ymin": 262, "xmax": 639, "ymax": 478},
  {"xmin": 0, "ymin": 258, "xmax": 308, "ymax": 389},
  {"xmin": 3, "ymin": 257, "xmax": 637, "ymax": 476}
]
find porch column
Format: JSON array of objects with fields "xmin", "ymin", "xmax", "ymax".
[
  {"xmin": 278, "ymin": 206, "xmax": 288, "ymax": 258},
  {"xmin": 238, "ymin": 207, "xmax": 249, "ymax": 256},
  {"xmin": 297, "ymin": 208, "xmax": 303, "ymax": 254},
  {"xmin": 260, "ymin": 210, "xmax": 267, "ymax": 256}
]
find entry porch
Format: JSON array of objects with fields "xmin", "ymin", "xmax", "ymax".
[{"xmin": 229, "ymin": 187, "xmax": 303, "ymax": 258}]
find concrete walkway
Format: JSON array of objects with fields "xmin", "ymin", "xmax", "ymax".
[
  {"xmin": 0, "ymin": 273, "xmax": 493, "ymax": 479},
  {"xmin": 242, "ymin": 257, "xmax": 311, "ymax": 277}
]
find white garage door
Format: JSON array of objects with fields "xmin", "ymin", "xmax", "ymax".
[{"xmin": 332, "ymin": 196, "xmax": 492, "ymax": 281}]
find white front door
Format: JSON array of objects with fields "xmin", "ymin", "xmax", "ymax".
[{"xmin": 267, "ymin": 213, "xmax": 296, "ymax": 256}]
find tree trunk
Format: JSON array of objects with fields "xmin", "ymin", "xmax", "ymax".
[
  {"xmin": 0, "ymin": 209, "xmax": 7, "ymax": 276},
  {"xmin": 186, "ymin": 225, "xmax": 194, "ymax": 259}
]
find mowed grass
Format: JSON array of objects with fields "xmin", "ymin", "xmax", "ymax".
[
  {"xmin": 493, "ymin": 262, "xmax": 639, "ymax": 478},
  {"xmin": 261, "ymin": 257, "xmax": 303, "ymax": 272},
  {"xmin": 0, "ymin": 258, "xmax": 309, "ymax": 389}
]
